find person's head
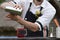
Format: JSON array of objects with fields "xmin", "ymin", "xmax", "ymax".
[{"xmin": 33, "ymin": 0, "xmax": 43, "ymax": 5}]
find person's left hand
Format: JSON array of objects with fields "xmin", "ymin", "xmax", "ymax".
[{"xmin": 6, "ymin": 13, "xmax": 20, "ymax": 21}]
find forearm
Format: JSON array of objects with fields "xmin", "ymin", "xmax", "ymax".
[{"xmin": 17, "ymin": 17, "xmax": 39, "ymax": 32}]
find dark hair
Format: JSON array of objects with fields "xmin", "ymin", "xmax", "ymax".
[{"xmin": 36, "ymin": 0, "xmax": 41, "ymax": 2}]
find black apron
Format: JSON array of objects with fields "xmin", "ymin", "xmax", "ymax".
[{"xmin": 25, "ymin": 3, "xmax": 48, "ymax": 37}]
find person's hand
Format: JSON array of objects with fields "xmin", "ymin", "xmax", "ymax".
[
  {"xmin": 14, "ymin": 4, "xmax": 22, "ymax": 9},
  {"xmin": 0, "ymin": 1, "xmax": 23, "ymax": 9},
  {"xmin": 6, "ymin": 13, "xmax": 21, "ymax": 21},
  {"xmin": 8, "ymin": 1, "xmax": 22, "ymax": 9}
]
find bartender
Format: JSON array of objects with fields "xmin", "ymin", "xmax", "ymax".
[{"xmin": 0, "ymin": 0, "xmax": 56, "ymax": 37}]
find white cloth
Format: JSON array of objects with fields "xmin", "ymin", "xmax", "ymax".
[{"xmin": 13, "ymin": 0, "xmax": 56, "ymax": 31}]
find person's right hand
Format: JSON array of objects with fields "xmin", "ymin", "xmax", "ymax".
[
  {"xmin": 0, "ymin": 1, "xmax": 23, "ymax": 10},
  {"xmin": 14, "ymin": 4, "xmax": 22, "ymax": 9},
  {"xmin": 8, "ymin": 1, "xmax": 21, "ymax": 9}
]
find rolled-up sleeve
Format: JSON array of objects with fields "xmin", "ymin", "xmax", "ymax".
[{"xmin": 35, "ymin": 7, "xmax": 56, "ymax": 31}]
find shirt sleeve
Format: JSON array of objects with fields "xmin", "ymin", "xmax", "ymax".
[
  {"xmin": 35, "ymin": 4, "xmax": 56, "ymax": 31},
  {"xmin": 35, "ymin": 22, "xmax": 42, "ymax": 31}
]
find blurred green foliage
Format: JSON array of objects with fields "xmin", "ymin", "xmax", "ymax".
[
  {"xmin": 0, "ymin": 27, "xmax": 16, "ymax": 36},
  {"xmin": 0, "ymin": 0, "xmax": 5, "ymax": 4}
]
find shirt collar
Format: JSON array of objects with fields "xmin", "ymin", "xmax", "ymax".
[
  {"xmin": 40, "ymin": 0, "xmax": 46, "ymax": 8},
  {"xmin": 31, "ymin": 0, "xmax": 46, "ymax": 8}
]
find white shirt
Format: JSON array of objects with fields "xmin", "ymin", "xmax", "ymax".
[{"xmin": 13, "ymin": 0, "xmax": 56, "ymax": 31}]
